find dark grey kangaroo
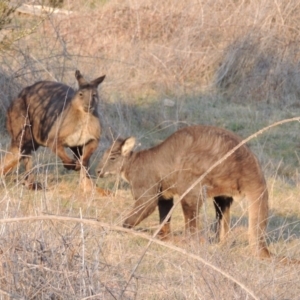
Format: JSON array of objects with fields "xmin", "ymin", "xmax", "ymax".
[{"xmin": 1, "ymin": 70, "xmax": 105, "ymax": 189}]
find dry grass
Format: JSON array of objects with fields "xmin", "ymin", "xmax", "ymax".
[
  {"xmin": 0, "ymin": 0, "xmax": 299, "ymax": 298},
  {"xmin": 0, "ymin": 177, "xmax": 299, "ymax": 299},
  {"xmin": 0, "ymin": 119, "xmax": 299, "ymax": 299}
]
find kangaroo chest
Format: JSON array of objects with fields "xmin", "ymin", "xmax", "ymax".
[{"xmin": 64, "ymin": 114, "xmax": 99, "ymax": 147}]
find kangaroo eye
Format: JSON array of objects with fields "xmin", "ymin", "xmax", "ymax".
[
  {"xmin": 110, "ymin": 157, "xmax": 116, "ymax": 161},
  {"xmin": 79, "ymin": 91, "xmax": 83, "ymax": 97}
]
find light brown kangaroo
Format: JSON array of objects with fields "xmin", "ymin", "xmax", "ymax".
[
  {"xmin": 1, "ymin": 70, "xmax": 106, "ymax": 191},
  {"xmin": 97, "ymin": 125, "xmax": 270, "ymax": 258}
]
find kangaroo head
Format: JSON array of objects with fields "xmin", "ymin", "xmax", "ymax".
[
  {"xmin": 97, "ymin": 137, "xmax": 136, "ymax": 178},
  {"xmin": 73, "ymin": 70, "xmax": 106, "ymax": 113}
]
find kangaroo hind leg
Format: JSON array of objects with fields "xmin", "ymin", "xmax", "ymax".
[
  {"xmin": 181, "ymin": 192, "xmax": 203, "ymax": 236},
  {"xmin": 158, "ymin": 196, "xmax": 174, "ymax": 239},
  {"xmin": 213, "ymin": 196, "xmax": 233, "ymax": 243},
  {"xmin": 247, "ymin": 187, "xmax": 270, "ymax": 258}
]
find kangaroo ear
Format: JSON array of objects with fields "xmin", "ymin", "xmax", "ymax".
[
  {"xmin": 121, "ymin": 137, "xmax": 136, "ymax": 156},
  {"xmin": 91, "ymin": 75, "xmax": 106, "ymax": 87},
  {"xmin": 75, "ymin": 70, "xmax": 87, "ymax": 86}
]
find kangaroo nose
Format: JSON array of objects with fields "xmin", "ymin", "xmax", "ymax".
[{"xmin": 97, "ymin": 168, "xmax": 103, "ymax": 178}]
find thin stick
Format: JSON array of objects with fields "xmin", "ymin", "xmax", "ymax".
[{"xmin": 79, "ymin": 208, "xmax": 86, "ymax": 292}]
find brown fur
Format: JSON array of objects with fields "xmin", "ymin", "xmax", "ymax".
[
  {"xmin": 1, "ymin": 70, "xmax": 105, "ymax": 188},
  {"xmin": 97, "ymin": 125, "xmax": 270, "ymax": 258}
]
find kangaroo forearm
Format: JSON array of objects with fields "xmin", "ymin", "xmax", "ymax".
[
  {"xmin": 123, "ymin": 199, "xmax": 158, "ymax": 228},
  {"xmin": 54, "ymin": 146, "xmax": 76, "ymax": 168},
  {"xmin": 81, "ymin": 139, "xmax": 99, "ymax": 167}
]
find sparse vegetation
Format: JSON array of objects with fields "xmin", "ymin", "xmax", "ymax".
[{"xmin": 0, "ymin": 0, "xmax": 300, "ymax": 298}]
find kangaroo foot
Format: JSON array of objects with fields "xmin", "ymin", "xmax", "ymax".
[
  {"xmin": 96, "ymin": 187, "xmax": 112, "ymax": 196},
  {"xmin": 26, "ymin": 181, "xmax": 43, "ymax": 190}
]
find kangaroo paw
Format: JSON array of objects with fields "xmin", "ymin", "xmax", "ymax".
[
  {"xmin": 96, "ymin": 187, "xmax": 112, "ymax": 196},
  {"xmin": 26, "ymin": 181, "xmax": 43, "ymax": 190}
]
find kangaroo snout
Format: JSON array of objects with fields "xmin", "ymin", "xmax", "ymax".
[
  {"xmin": 97, "ymin": 169, "xmax": 112, "ymax": 178},
  {"xmin": 84, "ymin": 105, "xmax": 94, "ymax": 113},
  {"xmin": 123, "ymin": 222, "xmax": 133, "ymax": 229},
  {"xmin": 97, "ymin": 168, "xmax": 104, "ymax": 178}
]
